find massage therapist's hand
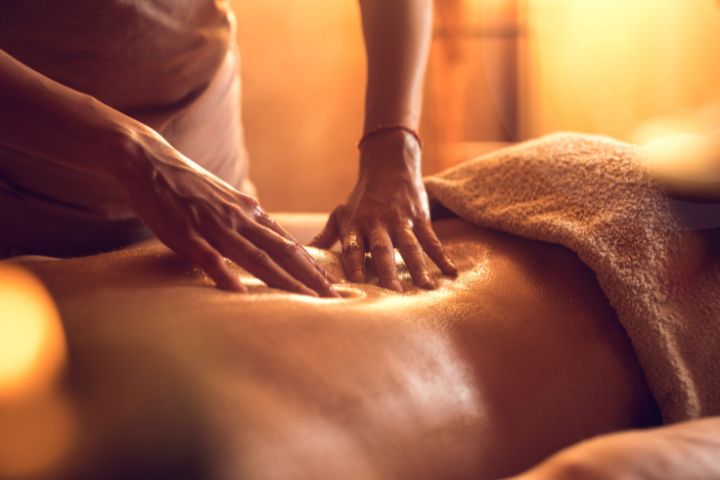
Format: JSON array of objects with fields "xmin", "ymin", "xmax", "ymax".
[
  {"xmin": 311, "ymin": 129, "xmax": 457, "ymax": 291},
  {"xmin": 113, "ymin": 125, "xmax": 338, "ymax": 297},
  {"xmin": 0, "ymin": 48, "xmax": 331, "ymax": 296}
]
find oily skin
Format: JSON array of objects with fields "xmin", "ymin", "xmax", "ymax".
[
  {"xmin": 116, "ymin": 126, "xmax": 339, "ymax": 297},
  {"xmin": 13, "ymin": 219, "xmax": 659, "ymax": 479}
]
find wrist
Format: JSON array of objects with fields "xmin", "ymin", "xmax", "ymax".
[
  {"xmin": 358, "ymin": 128, "xmax": 422, "ymax": 177},
  {"xmin": 67, "ymin": 96, "xmax": 149, "ymax": 183},
  {"xmin": 362, "ymin": 108, "xmax": 421, "ymax": 136},
  {"xmin": 94, "ymin": 118, "xmax": 161, "ymax": 187},
  {"xmin": 358, "ymin": 125, "xmax": 423, "ymax": 150}
]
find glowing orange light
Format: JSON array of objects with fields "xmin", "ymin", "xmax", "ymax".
[
  {"xmin": 0, "ymin": 391, "xmax": 77, "ymax": 479},
  {"xmin": 0, "ymin": 265, "xmax": 76, "ymax": 479},
  {"xmin": 525, "ymin": 0, "xmax": 720, "ymax": 139},
  {"xmin": 643, "ymin": 132, "xmax": 720, "ymax": 197},
  {"xmin": 0, "ymin": 265, "xmax": 66, "ymax": 398}
]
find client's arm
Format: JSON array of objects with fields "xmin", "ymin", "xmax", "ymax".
[
  {"xmin": 0, "ymin": 49, "xmax": 336, "ymax": 297},
  {"xmin": 510, "ymin": 417, "xmax": 720, "ymax": 480}
]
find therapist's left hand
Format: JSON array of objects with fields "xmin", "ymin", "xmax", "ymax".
[{"xmin": 310, "ymin": 129, "xmax": 457, "ymax": 291}]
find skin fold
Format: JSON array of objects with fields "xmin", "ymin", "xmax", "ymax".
[
  {"xmin": 511, "ymin": 417, "xmax": 720, "ymax": 480},
  {"xmin": 10, "ymin": 218, "xmax": 659, "ymax": 479}
]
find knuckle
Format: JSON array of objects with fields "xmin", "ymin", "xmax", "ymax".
[
  {"xmin": 281, "ymin": 240, "xmax": 302, "ymax": 257},
  {"xmin": 371, "ymin": 244, "xmax": 394, "ymax": 256},
  {"xmin": 360, "ymin": 217, "xmax": 380, "ymax": 232},
  {"xmin": 239, "ymin": 196, "xmax": 263, "ymax": 216},
  {"xmin": 427, "ymin": 238, "xmax": 443, "ymax": 250},
  {"xmin": 239, "ymin": 194, "xmax": 259, "ymax": 208},
  {"xmin": 221, "ymin": 202, "xmax": 238, "ymax": 218},
  {"xmin": 333, "ymin": 205, "xmax": 346, "ymax": 218},
  {"xmin": 394, "ymin": 212, "xmax": 411, "ymax": 226},
  {"xmin": 230, "ymin": 214, "xmax": 250, "ymax": 233},
  {"xmin": 249, "ymin": 248, "xmax": 272, "ymax": 265},
  {"xmin": 203, "ymin": 253, "xmax": 226, "ymax": 271},
  {"xmin": 335, "ymin": 211, "xmax": 351, "ymax": 227},
  {"xmin": 397, "ymin": 238, "xmax": 416, "ymax": 250},
  {"xmin": 342, "ymin": 241, "xmax": 362, "ymax": 254}
]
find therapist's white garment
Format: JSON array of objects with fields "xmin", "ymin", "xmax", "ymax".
[{"xmin": 0, "ymin": 0, "xmax": 253, "ymax": 255}]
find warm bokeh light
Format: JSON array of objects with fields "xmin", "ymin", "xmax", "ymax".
[
  {"xmin": 230, "ymin": 1, "xmax": 720, "ymax": 209},
  {"xmin": 643, "ymin": 132, "xmax": 720, "ymax": 196},
  {"xmin": 0, "ymin": 265, "xmax": 75, "ymax": 479},
  {"xmin": 0, "ymin": 265, "xmax": 66, "ymax": 398},
  {"xmin": 526, "ymin": 0, "xmax": 720, "ymax": 140},
  {"xmin": 231, "ymin": 0, "xmax": 365, "ymax": 211},
  {"xmin": 0, "ymin": 391, "xmax": 77, "ymax": 479}
]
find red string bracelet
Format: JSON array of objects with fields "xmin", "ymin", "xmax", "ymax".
[{"xmin": 357, "ymin": 125, "xmax": 423, "ymax": 150}]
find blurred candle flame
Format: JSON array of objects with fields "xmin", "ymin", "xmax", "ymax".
[
  {"xmin": 0, "ymin": 265, "xmax": 65, "ymax": 397},
  {"xmin": 0, "ymin": 265, "xmax": 76, "ymax": 479}
]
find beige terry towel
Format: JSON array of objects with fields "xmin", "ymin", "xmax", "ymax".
[{"xmin": 425, "ymin": 132, "xmax": 720, "ymax": 423}]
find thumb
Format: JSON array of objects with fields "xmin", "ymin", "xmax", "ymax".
[{"xmin": 309, "ymin": 208, "xmax": 340, "ymax": 249}]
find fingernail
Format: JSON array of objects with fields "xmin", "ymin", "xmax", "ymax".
[
  {"xmin": 300, "ymin": 286, "xmax": 319, "ymax": 297},
  {"xmin": 351, "ymin": 270, "xmax": 365, "ymax": 283},
  {"xmin": 222, "ymin": 282, "xmax": 245, "ymax": 293},
  {"xmin": 326, "ymin": 284, "xmax": 341, "ymax": 298},
  {"xmin": 390, "ymin": 280, "xmax": 403, "ymax": 292},
  {"xmin": 446, "ymin": 260, "xmax": 459, "ymax": 277},
  {"xmin": 421, "ymin": 275, "xmax": 437, "ymax": 290}
]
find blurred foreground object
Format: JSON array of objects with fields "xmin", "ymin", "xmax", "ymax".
[
  {"xmin": 635, "ymin": 109, "xmax": 720, "ymax": 203},
  {"xmin": 0, "ymin": 265, "xmax": 76, "ymax": 479},
  {"xmin": 644, "ymin": 132, "xmax": 720, "ymax": 202},
  {"xmin": 0, "ymin": 264, "xmax": 216, "ymax": 480}
]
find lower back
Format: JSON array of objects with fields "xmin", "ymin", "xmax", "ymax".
[{"xmin": 11, "ymin": 218, "xmax": 660, "ymax": 479}]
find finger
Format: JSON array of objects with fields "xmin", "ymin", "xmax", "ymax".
[
  {"xmin": 256, "ymin": 211, "xmax": 304, "ymax": 242},
  {"xmin": 415, "ymin": 219, "xmax": 458, "ymax": 277},
  {"xmin": 367, "ymin": 226, "xmax": 402, "ymax": 292},
  {"xmin": 394, "ymin": 226, "xmax": 436, "ymax": 289},
  {"xmin": 241, "ymin": 223, "xmax": 339, "ymax": 298},
  {"xmin": 176, "ymin": 234, "xmax": 246, "ymax": 292},
  {"xmin": 209, "ymin": 229, "xmax": 320, "ymax": 297},
  {"xmin": 309, "ymin": 208, "xmax": 340, "ymax": 249},
  {"xmin": 256, "ymin": 212, "xmax": 341, "ymax": 284},
  {"xmin": 341, "ymin": 228, "xmax": 367, "ymax": 283}
]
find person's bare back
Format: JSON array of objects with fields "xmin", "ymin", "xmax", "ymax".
[{"xmin": 11, "ymin": 218, "xmax": 659, "ymax": 479}]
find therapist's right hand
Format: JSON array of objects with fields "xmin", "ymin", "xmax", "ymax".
[{"xmin": 110, "ymin": 124, "xmax": 339, "ymax": 297}]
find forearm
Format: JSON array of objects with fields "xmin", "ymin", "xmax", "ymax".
[
  {"xmin": 0, "ymin": 49, "xmax": 142, "ymax": 180},
  {"xmin": 313, "ymin": 1, "xmax": 456, "ymax": 290},
  {"xmin": 358, "ymin": 0, "xmax": 433, "ymax": 132},
  {"xmin": 0, "ymin": 54, "xmax": 337, "ymax": 295}
]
